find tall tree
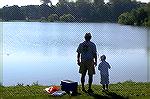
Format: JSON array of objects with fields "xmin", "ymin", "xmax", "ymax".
[
  {"xmin": 39, "ymin": 4, "xmax": 53, "ymax": 18},
  {"xmin": 0, "ymin": 8, "xmax": 2, "ymax": 19},
  {"xmin": 109, "ymin": 0, "xmax": 132, "ymax": 4},
  {"xmin": 59, "ymin": 0, "xmax": 69, "ymax": 2},
  {"xmin": 40, "ymin": 0, "xmax": 52, "ymax": 6},
  {"xmin": 22, "ymin": 5, "xmax": 41, "ymax": 20},
  {"xmin": 94, "ymin": 0, "xmax": 104, "ymax": 6},
  {"xmin": 76, "ymin": 0, "xmax": 92, "ymax": 3},
  {"xmin": 3, "ymin": 5, "xmax": 25, "ymax": 21},
  {"xmin": 58, "ymin": 0, "xmax": 70, "ymax": 5}
]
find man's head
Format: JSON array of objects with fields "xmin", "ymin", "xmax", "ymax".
[
  {"xmin": 100, "ymin": 55, "xmax": 106, "ymax": 61},
  {"xmin": 84, "ymin": 33, "xmax": 92, "ymax": 41}
]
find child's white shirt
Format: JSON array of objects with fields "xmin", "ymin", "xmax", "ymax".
[{"xmin": 98, "ymin": 61, "xmax": 111, "ymax": 76}]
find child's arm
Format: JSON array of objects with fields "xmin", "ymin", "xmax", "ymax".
[
  {"xmin": 98, "ymin": 64, "xmax": 101, "ymax": 70},
  {"xmin": 107, "ymin": 62, "xmax": 111, "ymax": 69},
  {"xmin": 108, "ymin": 64, "xmax": 111, "ymax": 69}
]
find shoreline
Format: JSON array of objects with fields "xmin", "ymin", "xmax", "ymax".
[
  {"xmin": 1, "ymin": 81, "xmax": 150, "ymax": 99},
  {"xmin": 1, "ymin": 80, "xmax": 150, "ymax": 87},
  {"xmin": 1, "ymin": 21, "xmax": 150, "ymax": 28}
]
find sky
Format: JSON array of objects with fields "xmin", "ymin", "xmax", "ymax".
[{"xmin": 0, "ymin": 0, "xmax": 149, "ymax": 8}]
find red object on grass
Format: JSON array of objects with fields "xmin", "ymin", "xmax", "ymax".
[{"xmin": 48, "ymin": 86, "xmax": 60, "ymax": 94}]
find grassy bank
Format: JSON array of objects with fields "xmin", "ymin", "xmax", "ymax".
[{"xmin": 1, "ymin": 81, "xmax": 150, "ymax": 99}]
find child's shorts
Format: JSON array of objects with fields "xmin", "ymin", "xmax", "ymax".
[{"xmin": 100, "ymin": 74, "xmax": 109, "ymax": 84}]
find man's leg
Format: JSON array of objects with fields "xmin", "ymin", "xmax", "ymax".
[
  {"xmin": 88, "ymin": 75, "xmax": 93, "ymax": 90},
  {"xmin": 87, "ymin": 75, "xmax": 94, "ymax": 93},
  {"xmin": 87, "ymin": 60, "xmax": 95, "ymax": 92},
  {"xmin": 81, "ymin": 73, "xmax": 86, "ymax": 91}
]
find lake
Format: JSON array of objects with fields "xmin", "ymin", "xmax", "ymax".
[{"xmin": 1, "ymin": 22, "xmax": 150, "ymax": 86}]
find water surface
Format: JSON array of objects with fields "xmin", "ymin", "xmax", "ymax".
[{"xmin": 2, "ymin": 22, "xmax": 150, "ymax": 86}]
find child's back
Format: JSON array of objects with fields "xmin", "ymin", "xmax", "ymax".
[{"xmin": 98, "ymin": 61, "xmax": 111, "ymax": 76}]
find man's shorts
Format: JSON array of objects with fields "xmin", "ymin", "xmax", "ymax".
[{"xmin": 79, "ymin": 60, "xmax": 95, "ymax": 75}]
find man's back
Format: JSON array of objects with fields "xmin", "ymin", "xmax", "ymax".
[{"xmin": 77, "ymin": 41, "xmax": 96, "ymax": 61}]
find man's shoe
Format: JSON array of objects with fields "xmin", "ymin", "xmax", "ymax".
[
  {"xmin": 87, "ymin": 89, "xmax": 94, "ymax": 93},
  {"xmin": 102, "ymin": 89, "xmax": 105, "ymax": 92},
  {"xmin": 105, "ymin": 89, "xmax": 109, "ymax": 91},
  {"xmin": 82, "ymin": 88, "xmax": 87, "ymax": 92}
]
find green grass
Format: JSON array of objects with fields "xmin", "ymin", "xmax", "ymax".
[{"xmin": 1, "ymin": 81, "xmax": 150, "ymax": 99}]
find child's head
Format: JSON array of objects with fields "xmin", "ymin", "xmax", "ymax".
[
  {"xmin": 100, "ymin": 55, "xmax": 106, "ymax": 61},
  {"xmin": 84, "ymin": 33, "xmax": 92, "ymax": 41}
]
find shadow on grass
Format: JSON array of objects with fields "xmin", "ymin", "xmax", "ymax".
[{"xmin": 88, "ymin": 91, "xmax": 128, "ymax": 99}]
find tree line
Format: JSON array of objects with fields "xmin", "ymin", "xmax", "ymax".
[
  {"xmin": 118, "ymin": 2, "xmax": 150, "ymax": 27},
  {"xmin": 0, "ymin": 0, "xmax": 148, "ymax": 23}
]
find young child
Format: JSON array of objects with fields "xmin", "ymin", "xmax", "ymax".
[{"xmin": 98, "ymin": 55, "xmax": 111, "ymax": 91}]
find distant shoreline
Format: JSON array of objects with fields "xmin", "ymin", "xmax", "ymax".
[
  {"xmin": 0, "ymin": 19, "xmax": 115, "ymax": 23},
  {"xmin": 1, "ymin": 20, "xmax": 150, "ymax": 29}
]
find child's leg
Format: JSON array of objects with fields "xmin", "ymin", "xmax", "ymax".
[
  {"xmin": 106, "ymin": 84, "xmax": 108, "ymax": 90},
  {"xmin": 102, "ymin": 84, "xmax": 105, "ymax": 90}
]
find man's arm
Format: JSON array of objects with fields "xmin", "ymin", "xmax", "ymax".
[
  {"xmin": 77, "ymin": 52, "xmax": 81, "ymax": 66},
  {"xmin": 93, "ymin": 44, "xmax": 97, "ymax": 66},
  {"xmin": 93, "ymin": 53, "xmax": 97, "ymax": 66},
  {"xmin": 77, "ymin": 43, "xmax": 81, "ymax": 66}
]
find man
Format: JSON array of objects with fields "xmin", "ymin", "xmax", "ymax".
[{"xmin": 77, "ymin": 33, "xmax": 97, "ymax": 92}]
